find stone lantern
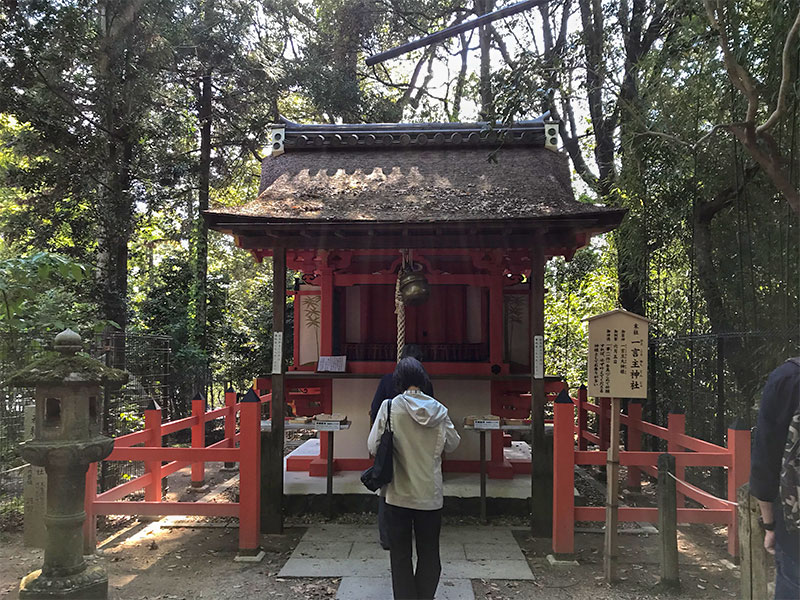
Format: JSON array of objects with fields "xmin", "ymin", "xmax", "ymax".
[{"xmin": 9, "ymin": 329, "xmax": 128, "ymax": 599}]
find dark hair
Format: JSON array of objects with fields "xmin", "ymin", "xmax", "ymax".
[
  {"xmin": 393, "ymin": 357, "xmax": 431, "ymax": 393},
  {"xmin": 400, "ymin": 344, "xmax": 424, "ymax": 362}
]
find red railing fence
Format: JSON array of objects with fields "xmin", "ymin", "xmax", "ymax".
[
  {"xmin": 554, "ymin": 385, "xmax": 749, "ymax": 557},
  {"xmin": 83, "ymin": 388, "xmax": 268, "ymax": 557}
]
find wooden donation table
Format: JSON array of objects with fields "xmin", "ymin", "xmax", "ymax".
[
  {"xmin": 262, "ymin": 419, "xmax": 351, "ymax": 517},
  {"xmin": 463, "ymin": 420, "xmax": 530, "ymax": 523}
]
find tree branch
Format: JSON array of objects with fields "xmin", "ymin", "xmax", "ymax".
[{"xmin": 758, "ymin": 6, "xmax": 800, "ymax": 133}]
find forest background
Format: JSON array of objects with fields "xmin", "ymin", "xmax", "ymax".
[{"xmin": 0, "ymin": 0, "xmax": 797, "ymax": 455}]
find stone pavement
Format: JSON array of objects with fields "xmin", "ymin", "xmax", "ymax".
[{"xmin": 278, "ymin": 524, "xmax": 534, "ymax": 599}]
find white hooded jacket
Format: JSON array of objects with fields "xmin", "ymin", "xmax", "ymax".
[{"xmin": 367, "ymin": 389, "xmax": 460, "ymax": 511}]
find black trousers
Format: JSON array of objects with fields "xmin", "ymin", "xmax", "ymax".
[{"xmin": 385, "ymin": 503, "xmax": 442, "ymax": 600}]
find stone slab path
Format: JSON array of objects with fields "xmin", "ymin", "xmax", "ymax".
[{"xmin": 278, "ymin": 524, "xmax": 534, "ymax": 599}]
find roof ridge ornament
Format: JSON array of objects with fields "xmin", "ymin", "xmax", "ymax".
[
  {"xmin": 544, "ymin": 122, "xmax": 559, "ymax": 152},
  {"xmin": 267, "ymin": 124, "xmax": 285, "ymax": 158},
  {"xmin": 273, "ymin": 116, "xmax": 551, "ymax": 152}
]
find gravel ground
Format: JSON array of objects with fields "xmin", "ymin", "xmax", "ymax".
[{"xmin": 0, "ymin": 443, "xmax": 751, "ymax": 599}]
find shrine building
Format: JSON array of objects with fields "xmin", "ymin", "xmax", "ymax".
[{"xmin": 204, "ymin": 117, "xmax": 624, "ymax": 486}]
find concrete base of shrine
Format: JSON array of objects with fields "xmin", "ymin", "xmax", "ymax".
[{"xmin": 283, "ymin": 439, "xmax": 568, "ymax": 517}]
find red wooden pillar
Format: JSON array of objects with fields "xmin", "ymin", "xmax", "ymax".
[
  {"xmin": 598, "ymin": 397, "xmax": 611, "ymax": 450},
  {"xmin": 552, "ymin": 389, "xmax": 575, "ymax": 555},
  {"xmin": 576, "ymin": 385, "xmax": 588, "ymax": 451},
  {"xmin": 489, "ymin": 276, "xmax": 504, "ymax": 368},
  {"xmin": 727, "ymin": 420, "xmax": 751, "ymax": 557},
  {"xmin": 145, "ymin": 405, "xmax": 163, "ymax": 501},
  {"xmin": 318, "ymin": 268, "xmax": 334, "ymax": 468},
  {"xmin": 238, "ymin": 389, "xmax": 262, "ymax": 555},
  {"xmin": 292, "ymin": 289, "xmax": 301, "ymax": 369},
  {"xmin": 83, "ymin": 461, "xmax": 98, "ymax": 554},
  {"xmin": 667, "ymin": 410, "xmax": 685, "ymax": 507},
  {"xmin": 626, "ymin": 400, "xmax": 643, "ymax": 491},
  {"xmin": 191, "ymin": 393, "xmax": 206, "ymax": 488},
  {"xmin": 223, "ymin": 387, "xmax": 237, "ymax": 469}
]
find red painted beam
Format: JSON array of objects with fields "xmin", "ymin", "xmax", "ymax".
[
  {"xmin": 107, "ymin": 447, "xmax": 239, "ymax": 462},
  {"xmin": 94, "ymin": 501, "xmax": 239, "ymax": 517},
  {"xmin": 161, "ymin": 416, "xmax": 198, "ymax": 436},
  {"xmin": 113, "ymin": 430, "xmax": 149, "ymax": 447},
  {"xmin": 96, "ymin": 473, "xmax": 153, "ymax": 503},
  {"xmin": 203, "ymin": 406, "xmax": 229, "ymax": 422},
  {"xmin": 574, "ymin": 506, "xmax": 731, "ymax": 524},
  {"xmin": 575, "ymin": 450, "xmax": 731, "ymax": 468}
]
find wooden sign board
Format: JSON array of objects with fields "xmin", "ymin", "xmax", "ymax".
[
  {"xmin": 314, "ymin": 421, "xmax": 344, "ymax": 431},
  {"xmin": 585, "ymin": 309, "xmax": 650, "ymax": 399},
  {"xmin": 317, "ymin": 355, "xmax": 346, "ymax": 372}
]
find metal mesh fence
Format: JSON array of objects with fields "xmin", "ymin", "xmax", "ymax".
[
  {"xmin": 647, "ymin": 329, "xmax": 799, "ymax": 494},
  {"xmin": 0, "ymin": 331, "xmax": 171, "ymax": 510}
]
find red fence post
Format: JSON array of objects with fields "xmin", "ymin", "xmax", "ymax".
[
  {"xmin": 238, "ymin": 389, "xmax": 262, "ymax": 557},
  {"xmin": 626, "ymin": 399, "xmax": 643, "ymax": 491},
  {"xmin": 553, "ymin": 389, "xmax": 575, "ymax": 555},
  {"xmin": 83, "ymin": 461, "xmax": 98, "ymax": 554},
  {"xmin": 598, "ymin": 397, "xmax": 610, "ymax": 450},
  {"xmin": 145, "ymin": 403, "xmax": 163, "ymax": 502},
  {"xmin": 223, "ymin": 387, "xmax": 238, "ymax": 470},
  {"xmin": 191, "ymin": 393, "xmax": 206, "ymax": 488},
  {"xmin": 727, "ymin": 419, "xmax": 751, "ymax": 557},
  {"xmin": 667, "ymin": 410, "xmax": 685, "ymax": 507},
  {"xmin": 577, "ymin": 385, "xmax": 588, "ymax": 451}
]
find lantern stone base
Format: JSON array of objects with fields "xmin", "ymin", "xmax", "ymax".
[{"xmin": 19, "ymin": 565, "xmax": 108, "ymax": 599}]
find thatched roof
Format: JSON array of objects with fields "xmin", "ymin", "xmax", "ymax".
[
  {"xmin": 212, "ymin": 146, "xmax": 614, "ymax": 223},
  {"xmin": 204, "ymin": 119, "xmax": 625, "ymax": 251}
]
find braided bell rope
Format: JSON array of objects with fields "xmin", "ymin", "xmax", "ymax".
[{"xmin": 395, "ymin": 270, "xmax": 405, "ymax": 362}]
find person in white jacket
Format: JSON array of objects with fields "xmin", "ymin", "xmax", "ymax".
[{"xmin": 367, "ymin": 357, "xmax": 460, "ymax": 600}]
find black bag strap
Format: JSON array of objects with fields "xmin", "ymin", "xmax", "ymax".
[{"xmin": 386, "ymin": 398, "xmax": 392, "ymax": 433}]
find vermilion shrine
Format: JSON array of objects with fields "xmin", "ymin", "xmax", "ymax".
[
  {"xmin": 204, "ymin": 117, "xmax": 625, "ymax": 531},
  {"xmin": 55, "ymin": 118, "xmax": 749, "ymax": 567}
]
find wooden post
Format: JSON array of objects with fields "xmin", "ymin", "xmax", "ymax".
[
  {"xmin": 727, "ymin": 420, "xmax": 751, "ymax": 556},
  {"xmin": 191, "ymin": 393, "xmax": 206, "ymax": 488},
  {"xmin": 223, "ymin": 387, "xmax": 237, "ymax": 469},
  {"xmin": 598, "ymin": 397, "xmax": 610, "ymax": 450},
  {"xmin": 480, "ymin": 431, "xmax": 487, "ymax": 523},
  {"xmin": 318, "ymin": 268, "xmax": 334, "ymax": 474},
  {"xmin": 326, "ymin": 430, "xmax": 335, "ymax": 518},
  {"xmin": 603, "ymin": 397, "xmax": 621, "ymax": 582},
  {"xmin": 262, "ymin": 247, "xmax": 286, "ymax": 534},
  {"xmin": 738, "ymin": 483, "xmax": 768, "ymax": 600},
  {"xmin": 658, "ymin": 453, "xmax": 680, "ymax": 589},
  {"xmin": 577, "ymin": 385, "xmax": 588, "ymax": 451},
  {"xmin": 552, "ymin": 389, "xmax": 575, "ymax": 555},
  {"xmin": 144, "ymin": 405, "xmax": 163, "ymax": 502},
  {"xmin": 714, "ymin": 337, "xmax": 726, "ymax": 496},
  {"xmin": 238, "ymin": 389, "xmax": 262, "ymax": 554},
  {"xmin": 626, "ymin": 399, "xmax": 643, "ymax": 491},
  {"xmin": 529, "ymin": 242, "xmax": 551, "ymax": 536},
  {"xmin": 82, "ymin": 461, "xmax": 98, "ymax": 554},
  {"xmin": 667, "ymin": 410, "xmax": 685, "ymax": 507}
]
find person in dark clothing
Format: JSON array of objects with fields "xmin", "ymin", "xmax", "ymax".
[
  {"xmin": 750, "ymin": 358, "xmax": 800, "ymax": 599},
  {"xmin": 370, "ymin": 344, "xmax": 434, "ymax": 551},
  {"xmin": 371, "ymin": 345, "xmax": 434, "ymax": 424}
]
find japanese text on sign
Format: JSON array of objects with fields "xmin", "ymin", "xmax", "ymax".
[{"xmin": 586, "ymin": 310, "xmax": 649, "ymax": 398}]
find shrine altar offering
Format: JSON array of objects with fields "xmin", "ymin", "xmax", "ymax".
[{"xmin": 585, "ymin": 309, "xmax": 650, "ymax": 399}]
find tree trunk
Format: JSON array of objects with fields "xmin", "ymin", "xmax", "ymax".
[
  {"xmin": 194, "ymin": 0, "xmax": 212, "ymax": 395},
  {"xmin": 477, "ymin": 0, "xmax": 494, "ymax": 120},
  {"xmin": 693, "ymin": 184, "xmax": 761, "ymax": 415}
]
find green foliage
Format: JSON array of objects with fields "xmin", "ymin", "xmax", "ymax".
[
  {"xmin": 0, "ymin": 252, "xmax": 97, "ymax": 331},
  {"xmin": 545, "ymin": 244, "xmax": 618, "ymax": 387}
]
